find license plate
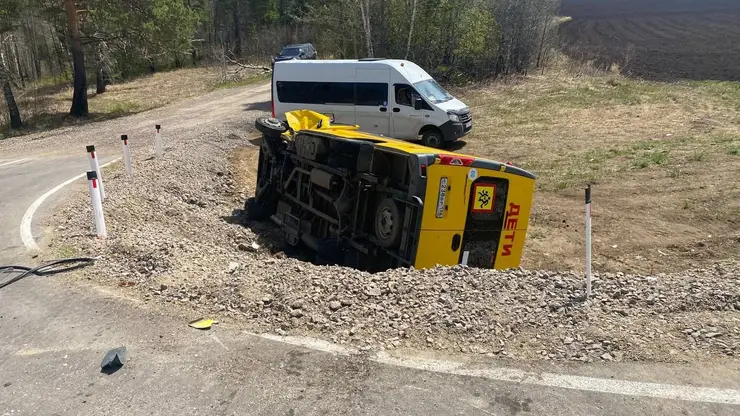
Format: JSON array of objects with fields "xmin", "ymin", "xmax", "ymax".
[
  {"xmin": 436, "ymin": 177, "xmax": 448, "ymax": 218},
  {"xmin": 464, "ymin": 121, "xmax": 472, "ymax": 129}
]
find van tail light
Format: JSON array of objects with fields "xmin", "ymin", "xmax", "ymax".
[
  {"xmin": 438, "ymin": 154, "xmax": 475, "ymax": 167},
  {"xmin": 270, "ymin": 73, "xmax": 275, "ymax": 117},
  {"xmin": 420, "ymin": 163, "xmax": 427, "ymax": 177},
  {"xmin": 271, "ymin": 92, "xmax": 275, "ymax": 118}
]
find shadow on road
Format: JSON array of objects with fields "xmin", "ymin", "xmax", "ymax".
[{"xmin": 243, "ymin": 101, "xmax": 271, "ymax": 112}]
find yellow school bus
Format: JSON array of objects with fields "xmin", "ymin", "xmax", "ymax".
[{"xmin": 248, "ymin": 110, "xmax": 536, "ymax": 271}]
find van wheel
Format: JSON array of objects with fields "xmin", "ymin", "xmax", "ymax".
[
  {"xmin": 255, "ymin": 117, "xmax": 287, "ymax": 140},
  {"xmin": 421, "ymin": 128, "xmax": 443, "ymax": 148},
  {"xmin": 374, "ymin": 198, "xmax": 403, "ymax": 249}
]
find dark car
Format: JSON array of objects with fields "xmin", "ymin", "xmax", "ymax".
[{"xmin": 272, "ymin": 43, "xmax": 317, "ymax": 65}]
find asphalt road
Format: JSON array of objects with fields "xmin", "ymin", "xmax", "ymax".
[
  {"xmin": 0, "ymin": 155, "xmax": 117, "ymax": 265},
  {"xmin": 1, "ymin": 83, "xmax": 739, "ymax": 415},
  {"xmin": 1, "ymin": 276, "xmax": 739, "ymax": 416}
]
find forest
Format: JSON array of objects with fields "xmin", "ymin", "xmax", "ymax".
[{"xmin": 0, "ymin": 0, "xmax": 561, "ymax": 131}]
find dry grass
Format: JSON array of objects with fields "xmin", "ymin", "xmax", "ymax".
[
  {"xmin": 455, "ymin": 68, "xmax": 740, "ymax": 274},
  {"xmin": 0, "ymin": 66, "xmax": 268, "ymax": 139}
]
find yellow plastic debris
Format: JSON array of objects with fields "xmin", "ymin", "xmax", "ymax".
[
  {"xmin": 284, "ymin": 109, "xmax": 360, "ymax": 132},
  {"xmin": 188, "ymin": 318, "xmax": 218, "ymax": 330}
]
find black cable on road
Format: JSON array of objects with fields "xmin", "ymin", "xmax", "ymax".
[{"xmin": 0, "ymin": 257, "xmax": 96, "ymax": 290}]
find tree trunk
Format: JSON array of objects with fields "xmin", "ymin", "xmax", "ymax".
[
  {"xmin": 536, "ymin": 15, "xmax": 550, "ymax": 69},
  {"xmin": 233, "ymin": 8, "xmax": 242, "ymax": 56},
  {"xmin": 358, "ymin": 0, "xmax": 373, "ymax": 58},
  {"xmin": 210, "ymin": 0, "xmax": 217, "ymax": 45},
  {"xmin": 26, "ymin": 18, "xmax": 42, "ymax": 80},
  {"xmin": 0, "ymin": 59, "xmax": 23, "ymax": 129},
  {"xmin": 376, "ymin": 0, "xmax": 386, "ymax": 57},
  {"xmin": 95, "ymin": 41, "xmax": 111, "ymax": 94},
  {"xmin": 65, "ymin": 0, "xmax": 88, "ymax": 117},
  {"xmin": 405, "ymin": 0, "xmax": 417, "ymax": 60},
  {"xmin": 42, "ymin": 24, "xmax": 56, "ymax": 76},
  {"xmin": 11, "ymin": 40, "xmax": 26, "ymax": 88},
  {"xmin": 50, "ymin": 26, "xmax": 67, "ymax": 75}
]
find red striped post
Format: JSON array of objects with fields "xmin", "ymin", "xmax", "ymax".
[
  {"xmin": 86, "ymin": 145, "xmax": 105, "ymax": 200},
  {"xmin": 121, "ymin": 135, "xmax": 132, "ymax": 177},
  {"xmin": 87, "ymin": 170, "xmax": 107, "ymax": 238},
  {"xmin": 154, "ymin": 124, "xmax": 163, "ymax": 157}
]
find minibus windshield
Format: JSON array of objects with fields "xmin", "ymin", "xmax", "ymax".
[{"xmin": 413, "ymin": 79, "xmax": 453, "ymax": 104}]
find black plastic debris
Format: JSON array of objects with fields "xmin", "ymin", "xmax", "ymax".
[{"xmin": 101, "ymin": 346, "xmax": 127, "ymax": 374}]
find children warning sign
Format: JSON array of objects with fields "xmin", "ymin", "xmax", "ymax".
[{"xmin": 471, "ymin": 183, "xmax": 496, "ymax": 213}]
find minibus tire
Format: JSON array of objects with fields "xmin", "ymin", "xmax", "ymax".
[
  {"xmin": 374, "ymin": 198, "xmax": 402, "ymax": 248},
  {"xmin": 255, "ymin": 117, "xmax": 288, "ymax": 139},
  {"xmin": 245, "ymin": 198, "xmax": 273, "ymax": 221},
  {"xmin": 421, "ymin": 128, "xmax": 443, "ymax": 148}
]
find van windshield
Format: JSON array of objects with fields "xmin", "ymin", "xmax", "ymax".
[{"xmin": 413, "ymin": 79, "xmax": 453, "ymax": 104}]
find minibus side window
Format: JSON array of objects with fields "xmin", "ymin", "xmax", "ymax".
[{"xmin": 355, "ymin": 83, "xmax": 388, "ymax": 106}]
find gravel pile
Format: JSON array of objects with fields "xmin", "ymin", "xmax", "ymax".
[{"xmin": 50, "ymin": 105, "xmax": 740, "ymax": 365}]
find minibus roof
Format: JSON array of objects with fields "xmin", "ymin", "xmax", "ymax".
[
  {"xmin": 297, "ymin": 127, "xmax": 536, "ymax": 180},
  {"xmin": 274, "ymin": 59, "xmax": 434, "ymax": 84}
]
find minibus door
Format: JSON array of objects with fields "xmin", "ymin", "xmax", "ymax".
[{"xmin": 355, "ymin": 69, "xmax": 391, "ymax": 136}]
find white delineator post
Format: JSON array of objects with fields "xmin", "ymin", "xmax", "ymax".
[
  {"xmin": 585, "ymin": 184, "xmax": 593, "ymax": 299},
  {"xmin": 86, "ymin": 145, "xmax": 105, "ymax": 200},
  {"xmin": 121, "ymin": 135, "xmax": 133, "ymax": 177},
  {"xmin": 154, "ymin": 124, "xmax": 163, "ymax": 157},
  {"xmin": 87, "ymin": 171, "xmax": 107, "ymax": 239}
]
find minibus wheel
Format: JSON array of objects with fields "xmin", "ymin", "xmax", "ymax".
[
  {"xmin": 374, "ymin": 198, "xmax": 402, "ymax": 248},
  {"xmin": 421, "ymin": 128, "xmax": 443, "ymax": 148},
  {"xmin": 245, "ymin": 198, "xmax": 272, "ymax": 221},
  {"xmin": 255, "ymin": 117, "xmax": 288, "ymax": 139}
]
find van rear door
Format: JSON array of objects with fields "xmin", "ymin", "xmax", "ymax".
[{"xmin": 354, "ymin": 69, "xmax": 390, "ymax": 136}]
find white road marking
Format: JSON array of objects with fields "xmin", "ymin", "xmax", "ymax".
[
  {"xmin": 0, "ymin": 158, "xmax": 31, "ymax": 168},
  {"xmin": 252, "ymin": 333, "xmax": 740, "ymax": 406},
  {"xmin": 20, "ymin": 158, "xmax": 122, "ymax": 251},
  {"xmin": 211, "ymin": 334, "xmax": 229, "ymax": 351},
  {"xmin": 254, "ymin": 333, "xmax": 356, "ymax": 355}
]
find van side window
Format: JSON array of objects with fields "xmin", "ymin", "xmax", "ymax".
[
  {"xmin": 276, "ymin": 81, "xmax": 353, "ymax": 104},
  {"xmin": 394, "ymin": 84, "xmax": 434, "ymax": 110},
  {"xmin": 355, "ymin": 83, "xmax": 388, "ymax": 106},
  {"xmin": 394, "ymin": 84, "xmax": 413, "ymax": 106},
  {"xmin": 321, "ymin": 82, "xmax": 354, "ymax": 104}
]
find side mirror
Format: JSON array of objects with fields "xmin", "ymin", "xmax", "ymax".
[{"xmin": 414, "ymin": 97, "xmax": 423, "ymax": 111}]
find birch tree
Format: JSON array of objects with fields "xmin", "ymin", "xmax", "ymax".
[{"xmin": 357, "ymin": 0, "xmax": 373, "ymax": 57}]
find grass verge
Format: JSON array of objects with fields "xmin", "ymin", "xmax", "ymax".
[{"xmin": 455, "ymin": 69, "xmax": 740, "ymax": 274}]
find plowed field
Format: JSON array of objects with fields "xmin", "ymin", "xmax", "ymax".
[{"xmin": 560, "ymin": 0, "xmax": 740, "ymax": 81}]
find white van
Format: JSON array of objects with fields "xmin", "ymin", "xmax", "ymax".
[{"xmin": 269, "ymin": 58, "xmax": 473, "ymax": 148}]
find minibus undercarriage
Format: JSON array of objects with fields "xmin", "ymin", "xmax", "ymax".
[{"xmin": 247, "ymin": 117, "xmax": 426, "ymax": 272}]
